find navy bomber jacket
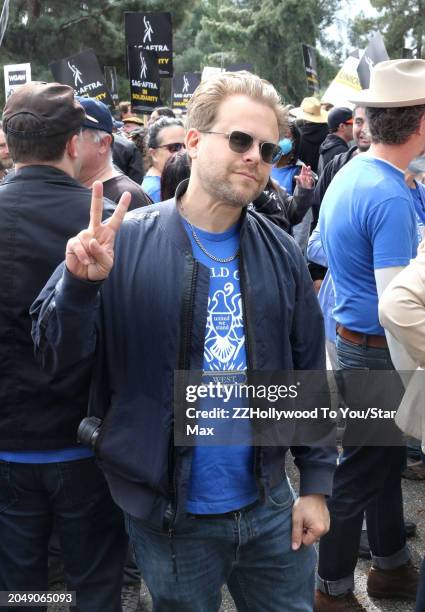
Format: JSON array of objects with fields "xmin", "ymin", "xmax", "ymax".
[{"xmin": 31, "ymin": 180, "xmax": 337, "ymax": 527}]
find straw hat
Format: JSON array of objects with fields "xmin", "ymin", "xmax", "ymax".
[
  {"xmin": 289, "ymin": 97, "xmax": 328, "ymax": 123},
  {"xmin": 350, "ymin": 59, "xmax": 425, "ymax": 108}
]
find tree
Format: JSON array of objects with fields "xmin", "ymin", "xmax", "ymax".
[
  {"xmin": 184, "ymin": 0, "xmax": 341, "ymax": 104},
  {"xmin": 349, "ymin": 0, "xmax": 425, "ymax": 59},
  {"xmin": 0, "ymin": 1, "xmax": 191, "ymax": 106},
  {"xmin": 0, "ymin": 0, "xmax": 341, "ymax": 108}
]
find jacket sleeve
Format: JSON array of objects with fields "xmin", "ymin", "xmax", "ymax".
[
  {"xmin": 379, "ymin": 241, "xmax": 425, "ymax": 367},
  {"xmin": 30, "ymin": 264, "xmax": 102, "ymax": 376},
  {"xmin": 251, "ymin": 189, "xmax": 290, "ymax": 233},
  {"xmin": 286, "ymin": 184, "xmax": 314, "ymax": 227},
  {"xmin": 127, "ymin": 146, "xmax": 145, "ymax": 184},
  {"xmin": 289, "ymin": 246, "xmax": 337, "ymax": 496}
]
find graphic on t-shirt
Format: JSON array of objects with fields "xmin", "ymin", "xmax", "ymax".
[{"xmin": 204, "ymin": 281, "xmax": 245, "ymax": 370}]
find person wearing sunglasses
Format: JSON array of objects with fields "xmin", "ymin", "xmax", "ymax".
[
  {"xmin": 32, "ymin": 70, "xmax": 336, "ymax": 612},
  {"xmin": 141, "ymin": 117, "xmax": 186, "ymax": 202}
]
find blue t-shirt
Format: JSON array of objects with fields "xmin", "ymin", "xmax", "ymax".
[
  {"xmin": 271, "ymin": 165, "xmax": 300, "ymax": 195},
  {"xmin": 0, "ymin": 447, "xmax": 93, "ymax": 463},
  {"xmin": 182, "ymin": 219, "xmax": 257, "ymax": 514},
  {"xmin": 320, "ymin": 155, "xmax": 417, "ymax": 335},
  {"xmin": 410, "ymin": 181, "xmax": 425, "ymax": 244},
  {"xmin": 141, "ymin": 175, "xmax": 161, "ymax": 203}
]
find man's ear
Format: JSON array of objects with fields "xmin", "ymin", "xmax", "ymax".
[
  {"xmin": 99, "ymin": 134, "xmax": 113, "ymax": 154},
  {"xmin": 185, "ymin": 128, "xmax": 201, "ymax": 160},
  {"xmin": 417, "ymin": 113, "xmax": 425, "ymax": 138},
  {"xmin": 148, "ymin": 146, "xmax": 157, "ymax": 163},
  {"xmin": 66, "ymin": 133, "xmax": 80, "ymax": 160}
]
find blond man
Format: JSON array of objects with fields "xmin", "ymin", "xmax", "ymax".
[{"xmin": 32, "ymin": 72, "xmax": 336, "ymax": 611}]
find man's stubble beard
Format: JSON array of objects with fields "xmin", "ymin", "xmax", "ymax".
[
  {"xmin": 1, "ymin": 157, "xmax": 13, "ymax": 169},
  {"xmin": 197, "ymin": 158, "xmax": 264, "ymax": 209}
]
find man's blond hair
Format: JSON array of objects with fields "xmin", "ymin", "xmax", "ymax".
[{"xmin": 186, "ymin": 71, "xmax": 287, "ymax": 138}]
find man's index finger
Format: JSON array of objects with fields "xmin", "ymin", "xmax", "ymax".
[
  {"xmin": 107, "ymin": 191, "xmax": 132, "ymax": 233},
  {"xmin": 89, "ymin": 180, "xmax": 104, "ymax": 230}
]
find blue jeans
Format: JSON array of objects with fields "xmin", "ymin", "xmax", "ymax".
[
  {"xmin": 317, "ymin": 336, "xmax": 409, "ymax": 596},
  {"xmin": 416, "ymin": 555, "xmax": 425, "ymax": 611},
  {"xmin": 0, "ymin": 458, "xmax": 128, "ymax": 612},
  {"xmin": 125, "ymin": 479, "xmax": 316, "ymax": 611}
]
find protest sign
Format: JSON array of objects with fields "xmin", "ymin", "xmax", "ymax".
[
  {"xmin": 4, "ymin": 62, "xmax": 31, "ymax": 99},
  {"xmin": 125, "ymin": 12, "xmax": 172, "ymax": 77},
  {"xmin": 357, "ymin": 33, "xmax": 389, "ymax": 89},
  {"xmin": 50, "ymin": 49, "xmax": 113, "ymax": 106},
  {"xmin": 128, "ymin": 47, "xmax": 161, "ymax": 110},
  {"xmin": 172, "ymin": 73, "xmax": 201, "ymax": 109},
  {"xmin": 104, "ymin": 66, "xmax": 119, "ymax": 105},
  {"xmin": 321, "ymin": 55, "xmax": 362, "ymax": 109},
  {"xmin": 302, "ymin": 44, "xmax": 320, "ymax": 95}
]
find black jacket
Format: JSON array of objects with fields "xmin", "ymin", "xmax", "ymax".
[
  {"xmin": 317, "ymin": 134, "xmax": 349, "ymax": 176},
  {"xmin": 298, "ymin": 122, "xmax": 329, "ymax": 173},
  {"xmin": 112, "ymin": 135, "xmax": 144, "ymax": 183},
  {"xmin": 31, "ymin": 180, "xmax": 336, "ymax": 526},
  {"xmin": 0, "ymin": 165, "xmax": 115, "ymax": 450},
  {"xmin": 252, "ymin": 183, "xmax": 314, "ymax": 234}
]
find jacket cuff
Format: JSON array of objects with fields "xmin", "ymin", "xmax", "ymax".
[
  {"xmin": 299, "ymin": 465, "xmax": 335, "ymax": 497},
  {"xmin": 295, "ymin": 184, "xmax": 314, "ymax": 198},
  {"xmin": 55, "ymin": 267, "xmax": 102, "ymax": 310}
]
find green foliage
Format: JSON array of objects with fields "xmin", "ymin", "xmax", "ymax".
[
  {"xmin": 0, "ymin": 0, "xmax": 341, "ymax": 108},
  {"xmin": 186, "ymin": 0, "xmax": 341, "ymax": 104},
  {"xmin": 0, "ymin": 0, "xmax": 190, "ymax": 107},
  {"xmin": 349, "ymin": 0, "xmax": 425, "ymax": 59}
]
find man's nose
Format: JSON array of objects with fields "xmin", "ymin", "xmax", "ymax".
[{"xmin": 241, "ymin": 141, "xmax": 261, "ymax": 163}]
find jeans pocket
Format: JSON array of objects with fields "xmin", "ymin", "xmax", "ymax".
[
  {"xmin": 58, "ymin": 457, "xmax": 109, "ymax": 507},
  {"xmin": 267, "ymin": 480, "xmax": 294, "ymax": 509},
  {"xmin": 0, "ymin": 462, "xmax": 19, "ymax": 513}
]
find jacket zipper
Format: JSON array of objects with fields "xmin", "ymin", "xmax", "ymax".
[
  {"xmin": 238, "ymin": 247, "xmax": 264, "ymax": 498},
  {"xmin": 167, "ymin": 256, "xmax": 199, "ymax": 534}
]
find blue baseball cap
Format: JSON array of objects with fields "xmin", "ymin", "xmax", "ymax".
[{"xmin": 76, "ymin": 96, "xmax": 113, "ymax": 134}]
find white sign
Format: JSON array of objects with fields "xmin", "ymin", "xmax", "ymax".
[
  {"xmin": 4, "ymin": 62, "xmax": 31, "ymax": 98},
  {"xmin": 201, "ymin": 66, "xmax": 224, "ymax": 82},
  {"xmin": 321, "ymin": 55, "xmax": 362, "ymax": 110}
]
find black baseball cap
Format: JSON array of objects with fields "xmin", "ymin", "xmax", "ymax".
[
  {"xmin": 3, "ymin": 82, "xmax": 85, "ymax": 138},
  {"xmin": 327, "ymin": 107, "xmax": 353, "ymax": 131}
]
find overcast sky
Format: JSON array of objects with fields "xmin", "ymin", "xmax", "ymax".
[{"xmin": 325, "ymin": 0, "xmax": 377, "ymax": 55}]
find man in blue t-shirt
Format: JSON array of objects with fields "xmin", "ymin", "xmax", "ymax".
[
  {"xmin": 316, "ymin": 59, "xmax": 425, "ymax": 610},
  {"xmin": 33, "ymin": 71, "xmax": 336, "ymax": 611}
]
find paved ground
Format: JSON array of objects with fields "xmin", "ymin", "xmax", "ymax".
[{"xmin": 48, "ymin": 453, "xmax": 424, "ymax": 611}]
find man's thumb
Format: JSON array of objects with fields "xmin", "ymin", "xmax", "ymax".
[{"xmin": 291, "ymin": 514, "xmax": 303, "ymax": 551}]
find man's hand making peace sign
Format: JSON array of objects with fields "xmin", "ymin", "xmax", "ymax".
[{"xmin": 66, "ymin": 181, "xmax": 131, "ymax": 281}]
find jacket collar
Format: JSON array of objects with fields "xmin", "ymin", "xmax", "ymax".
[{"xmin": 9, "ymin": 164, "xmax": 82, "ymax": 187}]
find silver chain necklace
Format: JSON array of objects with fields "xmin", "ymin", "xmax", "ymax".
[{"xmin": 179, "ymin": 201, "xmax": 239, "ymax": 263}]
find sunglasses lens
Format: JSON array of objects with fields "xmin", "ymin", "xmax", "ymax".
[
  {"xmin": 167, "ymin": 143, "xmax": 185, "ymax": 153},
  {"xmin": 261, "ymin": 142, "xmax": 282, "ymax": 164},
  {"xmin": 228, "ymin": 131, "xmax": 253, "ymax": 154},
  {"xmin": 227, "ymin": 131, "xmax": 281, "ymax": 164}
]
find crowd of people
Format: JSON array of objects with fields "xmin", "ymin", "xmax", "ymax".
[{"xmin": 1, "ymin": 60, "xmax": 425, "ymax": 612}]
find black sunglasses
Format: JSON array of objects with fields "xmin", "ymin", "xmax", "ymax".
[
  {"xmin": 200, "ymin": 130, "xmax": 282, "ymax": 164},
  {"xmin": 155, "ymin": 142, "xmax": 186, "ymax": 153}
]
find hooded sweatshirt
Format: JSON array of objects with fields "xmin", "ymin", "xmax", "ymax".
[
  {"xmin": 317, "ymin": 133, "xmax": 349, "ymax": 175},
  {"xmin": 297, "ymin": 121, "xmax": 329, "ymax": 173}
]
